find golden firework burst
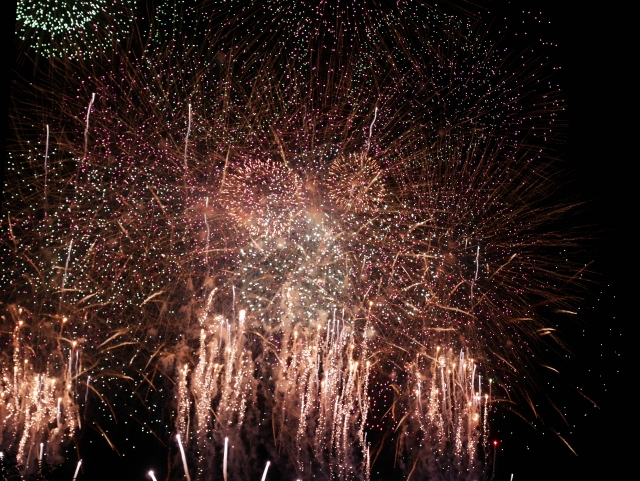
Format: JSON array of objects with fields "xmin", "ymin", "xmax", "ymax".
[{"xmin": 326, "ymin": 153, "xmax": 385, "ymax": 213}]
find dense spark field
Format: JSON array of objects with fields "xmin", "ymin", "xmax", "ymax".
[
  {"xmin": 15, "ymin": 0, "xmax": 136, "ymax": 59},
  {"xmin": 1, "ymin": 1, "xmax": 581, "ymax": 479}
]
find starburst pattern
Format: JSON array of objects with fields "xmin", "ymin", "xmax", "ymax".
[{"xmin": 15, "ymin": 0, "xmax": 135, "ymax": 59}]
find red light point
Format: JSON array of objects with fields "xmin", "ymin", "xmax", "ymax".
[{"xmin": 493, "ymin": 440, "xmax": 498, "ymax": 446}]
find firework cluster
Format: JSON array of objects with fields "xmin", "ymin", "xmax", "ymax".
[{"xmin": 1, "ymin": 1, "xmax": 577, "ymax": 479}]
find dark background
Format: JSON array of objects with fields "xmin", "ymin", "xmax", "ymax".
[{"xmin": 0, "ymin": 1, "xmax": 632, "ymax": 480}]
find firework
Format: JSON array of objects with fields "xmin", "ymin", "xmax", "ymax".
[
  {"xmin": 0, "ymin": 306, "xmax": 79, "ymax": 468},
  {"xmin": 223, "ymin": 437, "xmax": 228, "ymax": 481},
  {"xmin": 408, "ymin": 347, "xmax": 489, "ymax": 478},
  {"xmin": 1, "ymin": 1, "xmax": 578, "ymax": 479},
  {"xmin": 261, "ymin": 461, "xmax": 271, "ymax": 481},
  {"xmin": 326, "ymin": 153, "xmax": 385, "ymax": 214},
  {"xmin": 72, "ymin": 459, "xmax": 82, "ymax": 481},
  {"xmin": 15, "ymin": 0, "xmax": 135, "ymax": 60},
  {"xmin": 176, "ymin": 434, "xmax": 192, "ymax": 481},
  {"xmin": 220, "ymin": 159, "xmax": 307, "ymax": 237}
]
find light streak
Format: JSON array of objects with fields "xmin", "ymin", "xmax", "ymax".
[
  {"xmin": 72, "ymin": 459, "xmax": 82, "ymax": 481},
  {"xmin": 365, "ymin": 106, "xmax": 378, "ymax": 156},
  {"xmin": 176, "ymin": 434, "xmax": 191, "ymax": 481},
  {"xmin": 260, "ymin": 461, "xmax": 270, "ymax": 481},
  {"xmin": 184, "ymin": 103, "xmax": 191, "ymax": 172},
  {"xmin": 223, "ymin": 437, "xmax": 228, "ymax": 481},
  {"xmin": 44, "ymin": 124, "xmax": 49, "ymax": 209},
  {"xmin": 490, "ymin": 441, "xmax": 497, "ymax": 481},
  {"xmin": 83, "ymin": 93, "xmax": 95, "ymax": 162},
  {"xmin": 61, "ymin": 240, "xmax": 74, "ymax": 294}
]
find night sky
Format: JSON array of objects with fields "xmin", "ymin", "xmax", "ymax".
[{"xmin": 0, "ymin": 2, "xmax": 631, "ymax": 480}]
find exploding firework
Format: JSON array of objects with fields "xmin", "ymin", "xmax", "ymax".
[
  {"xmin": 220, "ymin": 159, "xmax": 307, "ymax": 237},
  {"xmin": 1, "ymin": 1, "xmax": 580, "ymax": 479},
  {"xmin": 15, "ymin": 0, "xmax": 136, "ymax": 60},
  {"xmin": 326, "ymin": 153, "xmax": 386, "ymax": 214}
]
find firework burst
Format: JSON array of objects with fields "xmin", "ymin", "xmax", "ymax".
[
  {"xmin": 15, "ymin": 0, "xmax": 136, "ymax": 60},
  {"xmin": 1, "ymin": 1, "xmax": 579, "ymax": 479}
]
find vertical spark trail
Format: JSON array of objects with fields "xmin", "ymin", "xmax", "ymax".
[
  {"xmin": 184, "ymin": 103, "xmax": 191, "ymax": 171},
  {"xmin": 59, "ymin": 240, "xmax": 74, "ymax": 312},
  {"xmin": 82, "ymin": 93, "xmax": 95, "ymax": 162},
  {"xmin": 204, "ymin": 198, "xmax": 210, "ymax": 270},
  {"xmin": 223, "ymin": 437, "xmax": 228, "ymax": 481},
  {"xmin": 0, "ymin": 307, "xmax": 79, "ymax": 468},
  {"xmin": 72, "ymin": 459, "xmax": 82, "ymax": 481},
  {"xmin": 261, "ymin": 461, "xmax": 270, "ymax": 481},
  {"xmin": 179, "ymin": 281, "xmax": 374, "ymax": 478},
  {"xmin": 404, "ymin": 348, "xmax": 490, "ymax": 477},
  {"xmin": 84, "ymin": 376, "xmax": 91, "ymax": 418},
  {"xmin": 365, "ymin": 107, "xmax": 378, "ymax": 156},
  {"xmin": 43, "ymin": 124, "xmax": 49, "ymax": 209},
  {"xmin": 176, "ymin": 434, "xmax": 191, "ymax": 481}
]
